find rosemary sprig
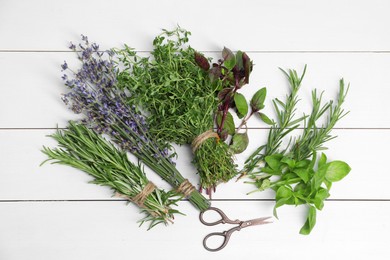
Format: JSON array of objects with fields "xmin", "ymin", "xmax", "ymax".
[
  {"xmin": 42, "ymin": 122, "xmax": 181, "ymax": 229},
  {"xmin": 242, "ymin": 66, "xmax": 307, "ymax": 177},
  {"xmin": 242, "ymin": 67, "xmax": 351, "ymax": 234}
]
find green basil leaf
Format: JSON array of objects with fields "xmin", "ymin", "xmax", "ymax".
[
  {"xmin": 250, "ymin": 87, "xmax": 267, "ymax": 111},
  {"xmin": 325, "ymin": 161, "xmax": 351, "ymax": 182},
  {"xmin": 234, "ymin": 93, "xmax": 248, "ymax": 119},
  {"xmin": 281, "ymin": 157, "xmax": 296, "ymax": 169},
  {"xmin": 324, "ymin": 179, "xmax": 332, "ymax": 190},
  {"xmin": 312, "ymin": 163, "xmax": 328, "ymax": 190},
  {"xmin": 318, "ymin": 153, "xmax": 327, "ymax": 168},
  {"xmin": 312, "ymin": 187, "xmax": 330, "ymax": 210},
  {"xmin": 299, "ymin": 205, "xmax": 317, "ymax": 235},
  {"xmin": 230, "ymin": 132, "xmax": 249, "ymax": 154},
  {"xmin": 258, "ymin": 112, "xmax": 274, "ymax": 125},
  {"xmin": 295, "ymin": 159, "xmax": 310, "ymax": 169},
  {"xmin": 258, "ymin": 178, "xmax": 271, "ymax": 191},
  {"xmin": 276, "ymin": 186, "xmax": 293, "ymax": 200},
  {"xmin": 273, "ymin": 197, "xmax": 290, "ymax": 219},
  {"xmin": 294, "ymin": 168, "xmax": 310, "ymax": 183},
  {"xmin": 265, "ymin": 154, "xmax": 283, "ymax": 171}
]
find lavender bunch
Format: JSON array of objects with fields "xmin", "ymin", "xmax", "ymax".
[
  {"xmin": 59, "ymin": 35, "xmax": 210, "ymax": 211},
  {"xmin": 42, "ymin": 122, "xmax": 181, "ymax": 229}
]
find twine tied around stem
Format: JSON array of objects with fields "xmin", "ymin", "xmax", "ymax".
[
  {"xmin": 191, "ymin": 130, "xmax": 220, "ymax": 153},
  {"xmin": 132, "ymin": 182, "xmax": 157, "ymax": 207},
  {"xmin": 115, "ymin": 181, "xmax": 156, "ymax": 207},
  {"xmin": 177, "ymin": 179, "xmax": 196, "ymax": 197}
]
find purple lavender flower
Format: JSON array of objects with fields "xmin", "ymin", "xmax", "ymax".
[
  {"xmin": 69, "ymin": 42, "xmax": 76, "ymax": 51},
  {"xmin": 60, "ymin": 35, "xmax": 176, "ymax": 166},
  {"xmin": 61, "ymin": 61, "xmax": 68, "ymax": 71}
]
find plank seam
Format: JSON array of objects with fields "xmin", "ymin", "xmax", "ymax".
[{"xmin": 1, "ymin": 199, "xmax": 389, "ymax": 202}]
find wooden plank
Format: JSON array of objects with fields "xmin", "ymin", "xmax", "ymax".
[
  {"xmin": 0, "ymin": 52, "xmax": 389, "ymax": 128},
  {"xmin": 0, "ymin": 200, "xmax": 388, "ymax": 259},
  {"xmin": 0, "ymin": 129, "xmax": 387, "ymax": 200},
  {"xmin": 1, "ymin": 0, "xmax": 389, "ymax": 51}
]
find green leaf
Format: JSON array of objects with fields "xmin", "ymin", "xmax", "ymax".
[
  {"xmin": 216, "ymin": 111, "xmax": 235, "ymax": 136},
  {"xmin": 222, "ymin": 47, "xmax": 236, "ymax": 70},
  {"xmin": 230, "ymin": 132, "xmax": 249, "ymax": 154},
  {"xmin": 258, "ymin": 112, "xmax": 274, "ymax": 125},
  {"xmin": 293, "ymin": 168, "xmax": 310, "ymax": 183},
  {"xmin": 325, "ymin": 161, "xmax": 351, "ymax": 182},
  {"xmin": 324, "ymin": 179, "xmax": 332, "ymax": 190},
  {"xmin": 274, "ymin": 186, "xmax": 293, "ymax": 219},
  {"xmin": 257, "ymin": 178, "xmax": 271, "ymax": 191},
  {"xmin": 234, "ymin": 93, "xmax": 248, "ymax": 119},
  {"xmin": 273, "ymin": 197, "xmax": 290, "ymax": 219},
  {"xmin": 295, "ymin": 159, "xmax": 310, "ymax": 169},
  {"xmin": 300, "ymin": 205, "xmax": 317, "ymax": 235},
  {"xmin": 281, "ymin": 157, "xmax": 296, "ymax": 169},
  {"xmin": 312, "ymin": 187, "xmax": 330, "ymax": 210},
  {"xmin": 265, "ymin": 154, "xmax": 283, "ymax": 171},
  {"xmin": 318, "ymin": 153, "xmax": 327, "ymax": 168},
  {"xmin": 250, "ymin": 87, "xmax": 267, "ymax": 111},
  {"xmin": 312, "ymin": 163, "xmax": 328, "ymax": 190},
  {"xmin": 294, "ymin": 182, "xmax": 310, "ymax": 198},
  {"xmin": 276, "ymin": 185, "xmax": 293, "ymax": 200}
]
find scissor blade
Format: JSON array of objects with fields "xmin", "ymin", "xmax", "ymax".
[{"xmin": 242, "ymin": 217, "xmax": 272, "ymax": 228}]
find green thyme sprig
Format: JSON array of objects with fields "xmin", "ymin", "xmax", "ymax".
[
  {"xmin": 242, "ymin": 66, "xmax": 351, "ymax": 234},
  {"xmin": 42, "ymin": 122, "xmax": 181, "ymax": 229}
]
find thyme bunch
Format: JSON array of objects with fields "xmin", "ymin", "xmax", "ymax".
[
  {"xmin": 115, "ymin": 28, "xmax": 237, "ymax": 196},
  {"xmin": 57, "ymin": 35, "xmax": 210, "ymax": 211},
  {"xmin": 42, "ymin": 122, "xmax": 181, "ymax": 229},
  {"xmin": 243, "ymin": 67, "xmax": 351, "ymax": 234}
]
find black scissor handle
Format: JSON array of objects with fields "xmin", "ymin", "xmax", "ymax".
[{"xmin": 203, "ymin": 231, "xmax": 229, "ymax": 252}]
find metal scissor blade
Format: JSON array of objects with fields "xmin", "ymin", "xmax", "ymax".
[{"xmin": 241, "ymin": 217, "xmax": 272, "ymax": 228}]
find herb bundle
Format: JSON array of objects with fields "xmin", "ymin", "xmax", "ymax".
[
  {"xmin": 115, "ymin": 28, "xmax": 237, "ymax": 195},
  {"xmin": 243, "ymin": 66, "xmax": 351, "ymax": 234},
  {"xmin": 42, "ymin": 122, "xmax": 181, "ymax": 228},
  {"xmin": 56, "ymin": 35, "xmax": 210, "ymax": 211}
]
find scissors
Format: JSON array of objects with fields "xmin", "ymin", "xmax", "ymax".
[{"xmin": 199, "ymin": 207, "xmax": 272, "ymax": 252}]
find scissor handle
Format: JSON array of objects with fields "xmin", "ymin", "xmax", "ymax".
[
  {"xmin": 199, "ymin": 207, "xmax": 240, "ymax": 226},
  {"xmin": 203, "ymin": 231, "xmax": 229, "ymax": 252}
]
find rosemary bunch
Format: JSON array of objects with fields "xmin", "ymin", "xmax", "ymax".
[
  {"xmin": 115, "ymin": 28, "xmax": 236, "ymax": 195},
  {"xmin": 42, "ymin": 122, "xmax": 181, "ymax": 229},
  {"xmin": 243, "ymin": 67, "xmax": 351, "ymax": 234},
  {"xmin": 59, "ymin": 35, "xmax": 210, "ymax": 211}
]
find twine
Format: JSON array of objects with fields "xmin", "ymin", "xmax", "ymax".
[
  {"xmin": 132, "ymin": 182, "xmax": 157, "ymax": 207},
  {"xmin": 177, "ymin": 179, "xmax": 195, "ymax": 197},
  {"xmin": 191, "ymin": 130, "xmax": 220, "ymax": 153}
]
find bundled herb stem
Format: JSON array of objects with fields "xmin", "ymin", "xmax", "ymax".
[
  {"xmin": 42, "ymin": 122, "xmax": 181, "ymax": 229},
  {"xmin": 243, "ymin": 66, "xmax": 351, "ymax": 234},
  {"xmin": 58, "ymin": 35, "xmax": 210, "ymax": 211}
]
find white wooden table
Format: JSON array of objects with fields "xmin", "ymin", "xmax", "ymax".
[{"xmin": 1, "ymin": 0, "xmax": 390, "ymax": 259}]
